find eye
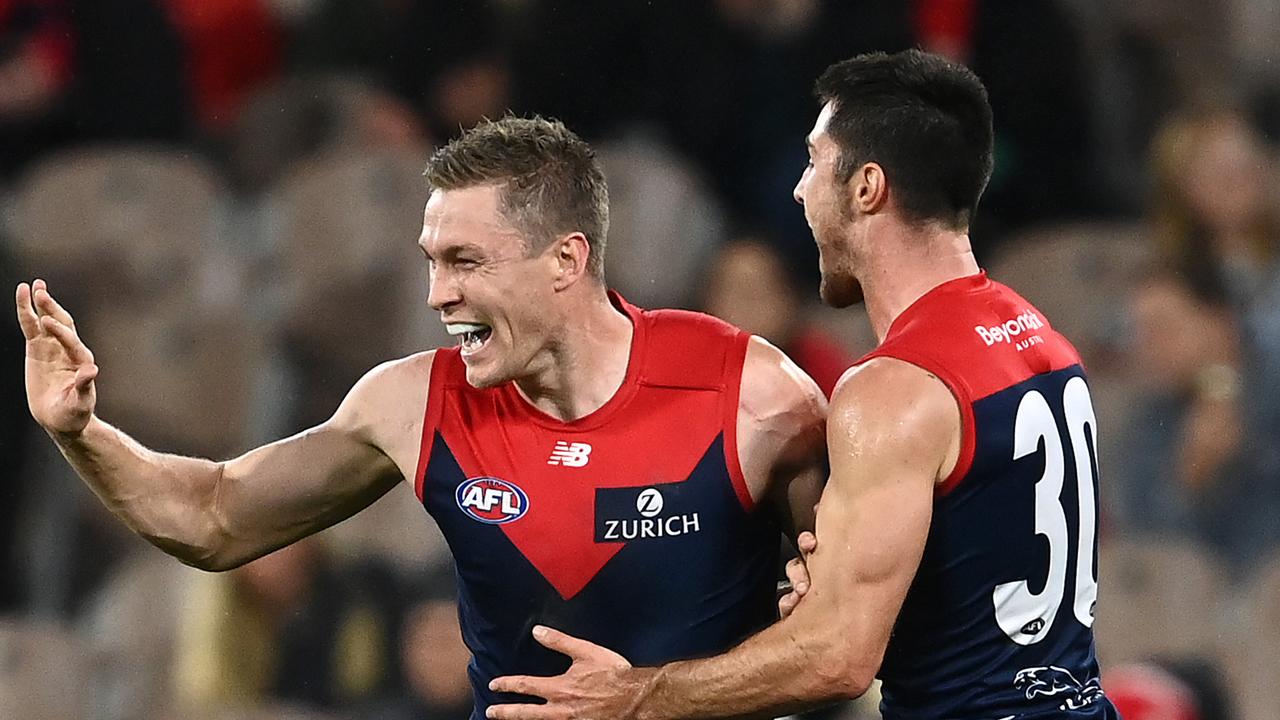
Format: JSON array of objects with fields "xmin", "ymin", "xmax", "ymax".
[{"xmin": 455, "ymin": 258, "xmax": 480, "ymax": 269}]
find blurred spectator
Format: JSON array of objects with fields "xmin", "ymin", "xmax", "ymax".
[
  {"xmin": 701, "ymin": 236, "xmax": 854, "ymax": 397},
  {"xmin": 8, "ymin": 147, "xmax": 262, "ymax": 617},
  {"xmin": 1106, "ymin": 663, "xmax": 1201, "ymax": 720},
  {"xmin": 594, "ymin": 130, "xmax": 727, "ymax": 309},
  {"xmin": 79, "ymin": 551, "xmax": 198, "ymax": 720},
  {"xmin": 507, "ymin": 0, "xmax": 656, "ymax": 139},
  {"xmin": 286, "ymin": 0, "xmax": 509, "ymax": 142},
  {"xmin": 226, "ymin": 76, "xmax": 426, "ymax": 194},
  {"xmin": 363, "ymin": 565, "xmax": 473, "ymax": 720},
  {"xmin": 65, "ymin": 0, "xmax": 190, "ymax": 141},
  {"xmin": 162, "ymin": 0, "xmax": 284, "ymax": 134},
  {"xmin": 1117, "ymin": 264, "xmax": 1277, "ymax": 576},
  {"xmin": 1147, "ymin": 108, "xmax": 1280, "ymax": 552},
  {"xmin": 1, "ymin": 0, "xmax": 193, "ymax": 181},
  {"xmin": 636, "ymin": 0, "xmax": 913, "ymax": 278},
  {"xmin": 0, "ymin": 0, "xmax": 74, "ymax": 179},
  {"xmin": 267, "ymin": 150, "xmax": 443, "ymax": 430},
  {"xmin": 1150, "ymin": 108, "xmax": 1279, "ymax": 304},
  {"xmin": 1106, "ymin": 658, "xmax": 1235, "ymax": 720},
  {"xmin": 913, "ymin": 0, "xmax": 1099, "ymax": 251},
  {"xmin": 1149, "ymin": 109, "xmax": 1280, "ymax": 370},
  {"xmin": 174, "ymin": 537, "xmax": 402, "ymax": 714}
]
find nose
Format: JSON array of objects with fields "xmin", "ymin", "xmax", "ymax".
[
  {"xmin": 793, "ymin": 170, "xmax": 807, "ymax": 206},
  {"xmin": 427, "ymin": 265, "xmax": 461, "ymax": 311}
]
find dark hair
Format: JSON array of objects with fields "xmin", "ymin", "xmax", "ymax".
[
  {"xmin": 423, "ymin": 115, "xmax": 610, "ymax": 278},
  {"xmin": 815, "ymin": 50, "xmax": 994, "ymax": 229}
]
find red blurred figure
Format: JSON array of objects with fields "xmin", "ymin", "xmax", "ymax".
[
  {"xmin": 163, "ymin": 0, "xmax": 281, "ymax": 133},
  {"xmin": 1105, "ymin": 664, "xmax": 1200, "ymax": 720}
]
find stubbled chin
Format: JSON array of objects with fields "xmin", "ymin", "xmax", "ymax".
[{"xmin": 820, "ymin": 273, "xmax": 864, "ymax": 309}]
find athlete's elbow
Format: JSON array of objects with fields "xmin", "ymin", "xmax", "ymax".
[
  {"xmin": 814, "ymin": 659, "xmax": 873, "ymax": 701},
  {"xmin": 809, "ymin": 637, "xmax": 875, "ymax": 701},
  {"xmin": 830, "ymin": 669, "xmax": 875, "ymax": 702},
  {"xmin": 150, "ymin": 463, "xmax": 239, "ymax": 571},
  {"xmin": 152, "ymin": 536, "xmax": 233, "ymax": 572}
]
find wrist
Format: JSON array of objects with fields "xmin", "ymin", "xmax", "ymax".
[
  {"xmin": 630, "ymin": 665, "xmax": 667, "ymax": 720},
  {"xmin": 47, "ymin": 413, "xmax": 99, "ymax": 444}
]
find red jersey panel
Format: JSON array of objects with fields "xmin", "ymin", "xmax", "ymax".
[{"xmin": 414, "ymin": 292, "xmax": 781, "ymax": 718}]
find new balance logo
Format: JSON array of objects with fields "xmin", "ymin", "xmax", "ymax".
[{"xmin": 548, "ymin": 441, "xmax": 592, "ymax": 467}]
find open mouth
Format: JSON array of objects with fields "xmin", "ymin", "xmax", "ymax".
[{"xmin": 445, "ymin": 322, "xmax": 493, "ymax": 354}]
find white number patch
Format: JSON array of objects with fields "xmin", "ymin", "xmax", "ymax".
[{"xmin": 993, "ymin": 377, "xmax": 1100, "ymax": 645}]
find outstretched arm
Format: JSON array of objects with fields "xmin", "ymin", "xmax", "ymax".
[
  {"xmin": 16, "ymin": 279, "xmax": 424, "ymax": 571},
  {"xmin": 487, "ymin": 357, "xmax": 959, "ymax": 720}
]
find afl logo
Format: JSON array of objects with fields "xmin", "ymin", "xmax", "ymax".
[{"xmin": 456, "ymin": 477, "xmax": 529, "ymax": 525}]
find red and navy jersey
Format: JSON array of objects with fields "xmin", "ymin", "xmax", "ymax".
[
  {"xmin": 860, "ymin": 273, "xmax": 1119, "ymax": 720},
  {"xmin": 414, "ymin": 293, "xmax": 781, "ymax": 719}
]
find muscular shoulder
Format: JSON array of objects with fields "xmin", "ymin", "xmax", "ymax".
[
  {"xmin": 736, "ymin": 337, "xmax": 827, "ymax": 500},
  {"xmin": 828, "ymin": 357, "xmax": 961, "ymax": 485},
  {"xmin": 331, "ymin": 350, "xmax": 437, "ymax": 448},
  {"xmin": 739, "ymin": 337, "xmax": 827, "ymax": 433}
]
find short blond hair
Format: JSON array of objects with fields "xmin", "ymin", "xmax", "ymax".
[{"xmin": 424, "ymin": 116, "xmax": 610, "ymax": 278}]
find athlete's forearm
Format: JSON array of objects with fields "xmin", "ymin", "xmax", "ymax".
[
  {"xmin": 638, "ymin": 609, "xmax": 869, "ymax": 720},
  {"xmin": 51, "ymin": 415, "xmax": 229, "ymax": 569}
]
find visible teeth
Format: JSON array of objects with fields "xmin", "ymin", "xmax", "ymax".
[{"xmin": 446, "ymin": 322, "xmax": 488, "ymax": 336}]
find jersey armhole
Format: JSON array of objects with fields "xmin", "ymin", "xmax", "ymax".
[
  {"xmin": 413, "ymin": 351, "xmax": 451, "ymax": 502},
  {"xmin": 861, "ymin": 347, "xmax": 977, "ymax": 498},
  {"xmin": 721, "ymin": 332, "xmax": 755, "ymax": 512}
]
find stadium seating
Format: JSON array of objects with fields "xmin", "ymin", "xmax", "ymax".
[
  {"xmin": 989, "ymin": 222, "xmax": 1153, "ymax": 371},
  {"xmin": 10, "ymin": 148, "xmax": 263, "ymax": 458},
  {"xmin": 266, "ymin": 151, "xmax": 452, "ymax": 567},
  {"xmin": 268, "ymin": 148, "xmax": 445, "ymax": 364},
  {"xmin": 1227, "ymin": 553, "xmax": 1280, "ymax": 720},
  {"xmin": 11, "ymin": 147, "xmax": 223, "ymax": 288},
  {"xmin": 594, "ymin": 132, "xmax": 726, "ymax": 309},
  {"xmin": 1095, "ymin": 537, "xmax": 1230, "ymax": 667},
  {"xmin": 0, "ymin": 618, "xmax": 87, "ymax": 719}
]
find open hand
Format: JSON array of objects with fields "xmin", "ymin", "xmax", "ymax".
[
  {"xmin": 16, "ymin": 279, "xmax": 98, "ymax": 436},
  {"xmin": 486, "ymin": 625, "xmax": 656, "ymax": 720}
]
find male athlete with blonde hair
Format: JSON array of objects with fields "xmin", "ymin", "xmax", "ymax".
[{"xmin": 17, "ymin": 116, "xmax": 827, "ymax": 720}]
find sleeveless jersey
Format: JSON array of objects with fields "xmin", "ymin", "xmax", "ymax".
[
  {"xmin": 860, "ymin": 273, "xmax": 1119, "ymax": 720},
  {"xmin": 414, "ymin": 293, "xmax": 781, "ymax": 719}
]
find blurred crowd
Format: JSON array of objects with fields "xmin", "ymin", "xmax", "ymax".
[{"xmin": 0, "ymin": 1, "xmax": 1278, "ymax": 719}]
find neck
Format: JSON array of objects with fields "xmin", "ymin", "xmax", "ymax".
[
  {"xmin": 857, "ymin": 221, "xmax": 981, "ymax": 342},
  {"xmin": 514, "ymin": 288, "xmax": 634, "ymax": 421}
]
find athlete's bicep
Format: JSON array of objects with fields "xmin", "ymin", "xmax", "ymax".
[
  {"xmin": 211, "ymin": 353, "xmax": 432, "ymax": 567},
  {"xmin": 737, "ymin": 336, "xmax": 828, "ymax": 539},
  {"xmin": 793, "ymin": 359, "xmax": 958, "ymax": 683}
]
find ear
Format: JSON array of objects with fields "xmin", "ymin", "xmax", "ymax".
[
  {"xmin": 552, "ymin": 232, "xmax": 592, "ymax": 291},
  {"xmin": 847, "ymin": 162, "xmax": 889, "ymax": 215}
]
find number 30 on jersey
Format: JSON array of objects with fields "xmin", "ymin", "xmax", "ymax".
[{"xmin": 993, "ymin": 376, "xmax": 1099, "ymax": 646}]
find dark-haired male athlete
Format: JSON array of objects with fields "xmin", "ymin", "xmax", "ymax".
[{"xmin": 489, "ymin": 49, "xmax": 1119, "ymax": 720}]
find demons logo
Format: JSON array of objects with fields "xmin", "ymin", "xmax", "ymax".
[{"xmin": 456, "ymin": 477, "xmax": 529, "ymax": 524}]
